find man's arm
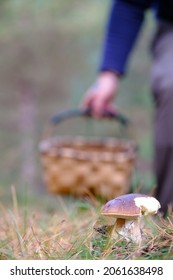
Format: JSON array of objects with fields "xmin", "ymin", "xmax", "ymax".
[
  {"xmin": 82, "ymin": 0, "xmax": 153, "ymax": 116},
  {"xmin": 100, "ymin": 0, "xmax": 153, "ymax": 75}
]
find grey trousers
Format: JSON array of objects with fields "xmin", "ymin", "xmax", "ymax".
[{"xmin": 151, "ymin": 21, "xmax": 173, "ymax": 215}]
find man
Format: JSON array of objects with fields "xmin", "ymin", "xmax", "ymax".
[{"xmin": 82, "ymin": 0, "xmax": 173, "ymax": 215}]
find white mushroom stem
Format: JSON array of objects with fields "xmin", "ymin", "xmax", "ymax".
[{"xmin": 112, "ymin": 218, "xmax": 142, "ymax": 244}]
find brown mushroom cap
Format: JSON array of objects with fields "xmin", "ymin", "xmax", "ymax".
[{"xmin": 101, "ymin": 193, "xmax": 160, "ymax": 219}]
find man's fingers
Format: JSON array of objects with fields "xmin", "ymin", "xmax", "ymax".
[
  {"xmin": 105, "ymin": 103, "xmax": 118, "ymax": 115},
  {"xmin": 92, "ymin": 97, "xmax": 107, "ymax": 117},
  {"xmin": 82, "ymin": 93, "xmax": 116, "ymax": 117},
  {"xmin": 81, "ymin": 90, "xmax": 94, "ymax": 108}
]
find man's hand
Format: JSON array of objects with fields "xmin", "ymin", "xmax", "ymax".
[{"xmin": 82, "ymin": 71, "xmax": 120, "ymax": 117}]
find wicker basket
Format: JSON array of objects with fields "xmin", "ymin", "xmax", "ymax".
[{"xmin": 39, "ymin": 109, "xmax": 137, "ymax": 200}]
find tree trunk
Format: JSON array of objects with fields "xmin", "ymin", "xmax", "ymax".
[{"xmin": 19, "ymin": 79, "xmax": 37, "ymax": 190}]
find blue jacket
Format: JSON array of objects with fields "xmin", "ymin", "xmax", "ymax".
[{"xmin": 100, "ymin": 0, "xmax": 173, "ymax": 75}]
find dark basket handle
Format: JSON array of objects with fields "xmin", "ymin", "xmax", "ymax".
[{"xmin": 50, "ymin": 108, "xmax": 129, "ymax": 126}]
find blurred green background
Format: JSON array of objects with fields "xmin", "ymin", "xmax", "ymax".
[{"xmin": 0, "ymin": 0, "xmax": 156, "ymax": 200}]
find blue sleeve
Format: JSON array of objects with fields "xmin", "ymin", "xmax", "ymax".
[{"xmin": 99, "ymin": 0, "xmax": 153, "ymax": 75}]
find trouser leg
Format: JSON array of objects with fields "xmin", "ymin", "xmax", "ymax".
[
  {"xmin": 154, "ymin": 147, "xmax": 173, "ymax": 214},
  {"xmin": 151, "ymin": 21, "xmax": 173, "ymax": 215}
]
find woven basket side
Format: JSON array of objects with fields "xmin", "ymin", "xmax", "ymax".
[{"xmin": 40, "ymin": 137, "xmax": 136, "ymax": 199}]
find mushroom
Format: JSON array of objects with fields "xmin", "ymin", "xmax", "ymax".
[{"xmin": 100, "ymin": 193, "xmax": 161, "ymax": 244}]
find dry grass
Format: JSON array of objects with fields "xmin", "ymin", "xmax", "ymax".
[
  {"xmin": 0, "ymin": 188, "xmax": 98, "ymax": 260},
  {"xmin": 0, "ymin": 189, "xmax": 173, "ymax": 260}
]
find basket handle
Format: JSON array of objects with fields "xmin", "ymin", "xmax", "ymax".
[{"xmin": 50, "ymin": 108, "xmax": 129, "ymax": 126}]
